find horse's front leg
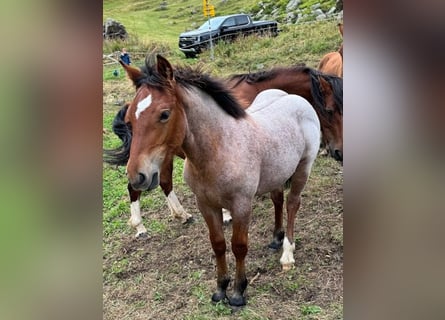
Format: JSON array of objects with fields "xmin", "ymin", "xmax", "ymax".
[
  {"xmin": 127, "ymin": 183, "xmax": 148, "ymax": 239},
  {"xmin": 228, "ymin": 201, "xmax": 252, "ymax": 307},
  {"xmin": 197, "ymin": 201, "xmax": 230, "ymax": 303},
  {"xmin": 160, "ymin": 155, "xmax": 193, "ymax": 224}
]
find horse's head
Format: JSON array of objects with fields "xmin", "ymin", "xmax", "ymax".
[
  {"xmin": 120, "ymin": 55, "xmax": 187, "ymax": 191},
  {"xmin": 318, "ymin": 75, "xmax": 343, "ymax": 162}
]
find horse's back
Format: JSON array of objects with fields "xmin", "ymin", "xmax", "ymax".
[
  {"xmin": 247, "ymin": 89, "xmax": 288, "ymax": 113},
  {"xmin": 248, "ymin": 89, "xmax": 319, "ymax": 132},
  {"xmin": 318, "ymin": 52, "xmax": 343, "ymax": 77},
  {"xmin": 246, "ymin": 89, "xmax": 320, "ymax": 194}
]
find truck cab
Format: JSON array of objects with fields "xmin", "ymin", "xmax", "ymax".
[{"xmin": 178, "ymin": 14, "xmax": 278, "ymax": 58}]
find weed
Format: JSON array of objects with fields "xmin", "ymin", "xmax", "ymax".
[
  {"xmin": 211, "ymin": 301, "xmax": 232, "ymax": 316},
  {"xmin": 301, "ymin": 304, "xmax": 322, "ymax": 315},
  {"xmin": 153, "ymin": 291, "xmax": 164, "ymax": 302}
]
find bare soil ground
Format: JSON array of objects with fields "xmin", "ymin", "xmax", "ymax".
[{"xmin": 103, "ymin": 82, "xmax": 343, "ymax": 320}]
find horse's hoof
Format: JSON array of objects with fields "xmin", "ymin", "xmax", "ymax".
[
  {"xmin": 228, "ymin": 295, "xmax": 246, "ymax": 307},
  {"xmin": 281, "ymin": 263, "xmax": 293, "ymax": 271},
  {"xmin": 268, "ymin": 241, "xmax": 283, "ymax": 250},
  {"xmin": 183, "ymin": 216, "xmax": 194, "ymax": 225},
  {"xmin": 135, "ymin": 232, "xmax": 150, "ymax": 240},
  {"xmin": 211, "ymin": 292, "xmax": 226, "ymax": 303}
]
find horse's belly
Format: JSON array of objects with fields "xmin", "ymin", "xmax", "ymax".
[
  {"xmin": 249, "ymin": 94, "xmax": 308, "ymax": 194},
  {"xmin": 256, "ymin": 141, "xmax": 304, "ymax": 195},
  {"xmin": 183, "ymin": 158, "xmax": 259, "ymax": 206}
]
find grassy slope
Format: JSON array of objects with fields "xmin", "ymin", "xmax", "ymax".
[
  {"xmin": 103, "ymin": 0, "xmax": 342, "ymax": 73},
  {"xmin": 103, "ymin": 0, "xmax": 260, "ymax": 45}
]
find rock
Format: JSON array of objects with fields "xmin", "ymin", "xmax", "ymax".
[
  {"xmin": 285, "ymin": 12, "xmax": 296, "ymax": 23},
  {"xmin": 316, "ymin": 13, "xmax": 327, "ymax": 21},
  {"xmin": 327, "ymin": 6, "xmax": 337, "ymax": 15},
  {"xmin": 286, "ymin": 0, "xmax": 300, "ymax": 12},
  {"xmin": 313, "ymin": 9, "xmax": 325, "ymax": 16},
  {"xmin": 103, "ymin": 18, "xmax": 128, "ymax": 40}
]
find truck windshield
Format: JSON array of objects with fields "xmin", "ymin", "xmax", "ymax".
[{"xmin": 197, "ymin": 17, "xmax": 226, "ymax": 31}]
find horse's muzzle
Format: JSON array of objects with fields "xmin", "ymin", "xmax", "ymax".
[{"xmin": 130, "ymin": 171, "xmax": 159, "ymax": 191}]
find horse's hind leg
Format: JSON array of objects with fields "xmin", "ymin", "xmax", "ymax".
[
  {"xmin": 160, "ymin": 155, "xmax": 193, "ymax": 224},
  {"xmin": 280, "ymin": 158, "xmax": 313, "ymax": 271},
  {"xmin": 268, "ymin": 189, "xmax": 285, "ymax": 250},
  {"xmin": 127, "ymin": 183, "xmax": 148, "ymax": 239}
]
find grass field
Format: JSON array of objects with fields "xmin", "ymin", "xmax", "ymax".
[{"xmin": 103, "ymin": 1, "xmax": 343, "ymax": 318}]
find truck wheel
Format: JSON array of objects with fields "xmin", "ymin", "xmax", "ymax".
[{"xmin": 185, "ymin": 52, "xmax": 196, "ymax": 59}]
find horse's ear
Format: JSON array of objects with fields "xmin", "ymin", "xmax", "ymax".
[
  {"xmin": 156, "ymin": 55, "xmax": 174, "ymax": 81},
  {"xmin": 319, "ymin": 76, "xmax": 328, "ymax": 91},
  {"xmin": 119, "ymin": 60, "xmax": 143, "ymax": 84},
  {"xmin": 318, "ymin": 76, "xmax": 335, "ymax": 111}
]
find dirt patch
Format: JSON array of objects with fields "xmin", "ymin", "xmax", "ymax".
[{"xmin": 103, "ymin": 161, "xmax": 342, "ymax": 319}]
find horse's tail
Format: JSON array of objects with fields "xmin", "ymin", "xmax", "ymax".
[{"xmin": 103, "ymin": 104, "xmax": 132, "ymax": 166}]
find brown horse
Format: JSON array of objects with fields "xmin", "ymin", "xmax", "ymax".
[
  {"xmin": 227, "ymin": 65, "xmax": 343, "ymax": 162},
  {"xmin": 109, "ymin": 54, "xmax": 320, "ymax": 306},
  {"xmin": 318, "ymin": 22, "xmax": 343, "ymax": 77}
]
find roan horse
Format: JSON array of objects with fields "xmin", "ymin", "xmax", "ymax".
[
  {"xmin": 317, "ymin": 22, "xmax": 343, "ymax": 77},
  {"xmin": 227, "ymin": 65, "xmax": 343, "ymax": 162},
  {"xmin": 107, "ymin": 54, "xmax": 320, "ymax": 306},
  {"xmin": 105, "ymin": 63, "xmax": 342, "ymax": 238}
]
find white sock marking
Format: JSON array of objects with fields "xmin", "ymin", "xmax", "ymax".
[
  {"xmin": 135, "ymin": 94, "xmax": 152, "ymax": 119},
  {"xmin": 167, "ymin": 191, "xmax": 192, "ymax": 221},
  {"xmin": 222, "ymin": 209, "xmax": 232, "ymax": 223},
  {"xmin": 129, "ymin": 200, "xmax": 147, "ymax": 236},
  {"xmin": 280, "ymin": 237, "xmax": 295, "ymax": 268}
]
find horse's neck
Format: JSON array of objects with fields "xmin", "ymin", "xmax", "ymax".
[
  {"xmin": 181, "ymin": 88, "xmax": 244, "ymax": 163},
  {"xmin": 267, "ymin": 74, "xmax": 312, "ymax": 103}
]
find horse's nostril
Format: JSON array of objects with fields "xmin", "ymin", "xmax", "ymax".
[{"xmin": 138, "ymin": 172, "xmax": 147, "ymax": 185}]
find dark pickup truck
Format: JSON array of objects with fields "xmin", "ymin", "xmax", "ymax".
[{"xmin": 178, "ymin": 14, "xmax": 279, "ymax": 58}]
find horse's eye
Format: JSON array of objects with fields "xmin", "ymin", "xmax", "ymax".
[{"xmin": 160, "ymin": 110, "xmax": 170, "ymax": 123}]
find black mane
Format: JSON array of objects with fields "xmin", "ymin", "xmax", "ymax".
[
  {"xmin": 228, "ymin": 65, "xmax": 343, "ymax": 119},
  {"xmin": 308, "ymin": 68, "xmax": 343, "ymax": 116},
  {"xmin": 136, "ymin": 55, "xmax": 246, "ymax": 119}
]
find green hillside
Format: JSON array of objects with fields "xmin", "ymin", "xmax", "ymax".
[
  {"xmin": 103, "ymin": 0, "xmax": 342, "ymax": 76},
  {"xmin": 103, "ymin": 0, "xmax": 260, "ymax": 44}
]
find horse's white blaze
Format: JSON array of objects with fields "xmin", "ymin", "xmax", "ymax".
[
  {"xmin": 129, "ymin": 200, "xmax": 147, "ymax": 236},
  {"xmin": 166, "ymin": 190, "xmax": 192, "ymax": 221},
  {"xmin": 135, "ymin": 94, "xmax": 152, "ymax": 119},
  {"xmin": 280, "ymin": 237, "xmax": 295, "ymax": 269}
]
